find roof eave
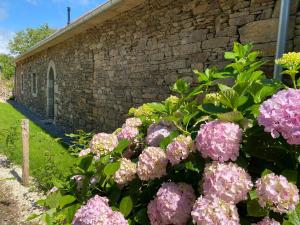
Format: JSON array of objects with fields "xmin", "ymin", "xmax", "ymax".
[{"xmin": 15, "ymin": 0, "xmax": 144, "ymax": 63}]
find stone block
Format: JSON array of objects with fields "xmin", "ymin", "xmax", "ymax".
[
  {"xmin": 253, "ymin": 42, "xmax": 276, "ymax": 56},
  {"xmin": 216, "ymin": 26, "xmax": 237, "ymax": 37},
  {"xmin": 190, "ymin": 29, "xmax": 208, "ymax": 42},
  {"xmin": 239, "ymin": 18, "xmax": 294, "ymax": 43},
  {"xmin": 229, "ymin": 15, "xmax": 255, "ymax": 26},
  {"xmin": 202, "ymin": 37, "xmax": 229, "ymax": 49},
  {"xmin": 193, "ymin": 2, "xmax": 209, "ymax": 16}
]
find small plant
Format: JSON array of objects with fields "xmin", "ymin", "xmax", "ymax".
[{"xmin": 66, "ymin": 130, "xmax": 94, "ymax": 156}]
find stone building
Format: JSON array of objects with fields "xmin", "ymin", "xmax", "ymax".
[{"xmin": 14, "ymin": 0, "xmax": 300, "ymax": 132}]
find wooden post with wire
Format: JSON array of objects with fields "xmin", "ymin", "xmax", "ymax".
[{"xmin": 21, "ymin": 119, "xmax": 29, "ymax": 186}]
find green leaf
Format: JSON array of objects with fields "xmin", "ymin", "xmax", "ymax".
[
  {"xmin": 78, "ymin": 155, "xmax": 93, "ymax": 171},
  {"xmin": 254, "ymin": 86, "xmax": 278, "ymax": 103},
  {"xmin": 26, "ymin": 213, "xmax": 40, "ymax": 221},
  {"xmin": 297, "ymin": 77, "xmax": 300, "ymax": 87},
  {"xmin": 283, "ymin": 203, "xmax": 300, "ymax": 225},
  {"xmin": 224, "ymin": 51, "xmax": 236, "ymax": 60},
  {"xmin": 182, "ymin": 112, "xmax": 199, "ymax": 126},
  {"xmin": 218, "ymin": 84, "xmax": 239, "ymax": 109},
  {"xmin": 200, "ymin": 104, "xmax": 229, "ymax": 114},
  {"xmin": 36, "ymin": 199, "xmax": 46, "ymax": 206},
  {"xmin": 59, "ymin": 195, "xmax": 76, "ymax": 209},
  {"xmin": 159, "ymin": 130, "xmax": 180, "ymax": 150},
  {"xmin": 171, "ymin": 79, "xmax": 189, "ymax": 94},
  {"xmin": 103, "ymin": 161, "xmax": 121, "ymax": 177},
  {"xmin": 248, "ymin": 190, "xmax": 258, "ymax": 200},
  {"xmin": 218, "ymin": 111, "xmax": 244, "ymax": 123},
  {"xmin": 261, "ymin": 168, "xmax": 273, "ymax": 177},
  {"xmin": 146, "ymin": 103, "xmax": 167, "ymax": 114},
  {"xmin": 134, "ymin": 208, "xmax": 150, "ymax": 225},
  {"xmin": 247, "ymin": 199, "xmax": 268, "ymax": 217},
  {"xmin": 193, "ymin": 70, "xmax": 209, "ymax": 82},
  {"xmin": 61, "ymin": 204, "xmax": 81, "ymax": 223},
  {"xmin": 119, "ymin": 196, "xmax": 133, "ymax": 217},
  {"xmin": 113, "ymin": 139, "xmax": 130, "ymax": 155},
  {"xmin": 237, "ymin": 96, "xmax": 248, "ymax": 107},
  {"xmin": 247, "ymin": 104, "xmax": 260, "ymax": 117},
  {"xmin": 45, "ymin": 191, "xmax": 62, "ymax": 209},
  {"xmin": 282, "ymin": 169, "xmax": 298, "ymax": 184}
]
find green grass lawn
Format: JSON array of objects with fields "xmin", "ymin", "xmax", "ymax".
[{"xmin": 0, "ymin": 102, "xmax": 76, "ymax": 191}]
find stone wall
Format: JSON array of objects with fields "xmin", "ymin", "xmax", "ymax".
[{"xmin": 15, "ymin": 0, "xmax": 299, "ymax": 132}]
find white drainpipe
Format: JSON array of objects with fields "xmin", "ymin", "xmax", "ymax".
[{"xmin": 273, "ymin": 0, "xmax": 291, "ymax": 80}]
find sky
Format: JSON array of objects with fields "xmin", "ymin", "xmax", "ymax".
[{"xmin": 0, "ymin": 0, "xmax": 107, "ymax": 54}]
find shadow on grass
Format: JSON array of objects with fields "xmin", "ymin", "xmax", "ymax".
[{"xmin": 7, "ymin": 100, "xmax": 71, "ymax": 147}]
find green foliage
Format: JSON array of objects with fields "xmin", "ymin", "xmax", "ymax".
[
  {"xmin": 32, "ymin": 43, "xmax": 300, "ymax": 225},
  {"xmin": 66, "ymin": 130, "xmax": 94, "ymax": 155},
  {"xmin": 0, "ymin": 54, "xmax": 15, "ymax": 80},
  {"xmin": 283, "ymin": 204, "xmax": 300, "ymax": 225},
  {"xmin": 8, "ymin": 24, "xmax": 56, "ymax": 55}
]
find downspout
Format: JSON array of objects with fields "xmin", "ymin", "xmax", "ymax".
[{"xmin": 273, "ymin": 0, "xmax": 291, "ymax": 80}]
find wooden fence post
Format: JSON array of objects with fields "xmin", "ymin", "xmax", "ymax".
[{"xmin": 21, "ymin": 119, "xmax": 29, "ymax": 186}]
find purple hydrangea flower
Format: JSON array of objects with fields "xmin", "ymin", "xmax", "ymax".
[{"xmin": 258, "ymin": 89, "xmax": 300, "ymax": 144}]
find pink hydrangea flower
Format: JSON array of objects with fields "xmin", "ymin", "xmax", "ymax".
[
  {"xmin": 117, "ymin": 126, "xmax": 139, "ymax": 141},
  {"xmin": 147, "ymin": 182, "xmax": 196, "ymax": 225},
  {"xmin": 203, "ymin": 162, "xmax": 253, "ymax": 203},
  {"xmin": 113, "ymin": 158, "xmax": 137, "ymax": 186},
  {"xmin": 196, "ymin": 120, "xmax": 242, "ymax": 162},
  {"xmin": 146, "ymin": 121, "xmax": 176, "ymax": 147},
  {"xmin": 252, "ymin": 217, "xmax": 280, "ymax": 225},
  {"xmin": 166, "ymin": 135, "xmax": 194, "ymax": 165},
  {"xmin": 256, "ymin": 173, "xmax": 299, "ymax": 213},
  {"xmin": 137, "ymin": 147, "xmax": 168, "ymax": 181},
  {"xmin": 78, "ymin": 148, "xmax": 91, "ymax": 157},
  {"xmin": 147, "ymin": 199, "xmax": 163, "ymax": 225},
  {"xmin": 125, "ymin": 117, "xmax": 142, "ymax": 127},
  {"xmin": 258, "ymin": 89, "xmax": 300, "ymax": 144},
  {"xmin": 72, "ymin": 195, "xmax": 128, "ymax": 225},
  {"xmin": 90, "ymin": 133, "xmax": 118, "ymax": 156},
  {"xmin": 191, "ymin": 196, "xmax": 240, "ymax": 225}
]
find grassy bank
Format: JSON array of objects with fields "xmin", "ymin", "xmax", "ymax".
[{"xmin": 0, "ymin": 103, "xmax": 76, "ymax": 190}]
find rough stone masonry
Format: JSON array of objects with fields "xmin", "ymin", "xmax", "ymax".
[{"xmin": 14, "ymin": 0, "xmax": 300, "ymax": 133}]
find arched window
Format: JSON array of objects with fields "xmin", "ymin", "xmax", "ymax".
[{"xmin": 47, "ymin": 61, "xmax": 56, "ymax": 120}]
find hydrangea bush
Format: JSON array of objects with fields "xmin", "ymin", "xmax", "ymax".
[{"xmin": 32, "ymin": 43, "xmax": 300, "ymax": 225}]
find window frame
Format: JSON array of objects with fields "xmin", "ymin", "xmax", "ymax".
[
  {"xmin": 31, "ymin": 72, "xmax": 38, "ymax": 97},
  {"xmin": 21, "ymin": 72, "xmax": 24, "ymax": 93}
]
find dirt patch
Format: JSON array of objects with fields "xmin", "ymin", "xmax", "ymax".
[
  {"xmin": 0, "ymin": 156, "xmax": 44, "ymax": 224},
  {"xmin": 0, "ymin": 184, "xmax": 26, "ymax": 225}
]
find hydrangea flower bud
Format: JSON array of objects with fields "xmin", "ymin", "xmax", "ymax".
[
  {"xmin": 90, "ymin": 133, "xmax": 118, "ymax": 156},
  {"xmin": 196, "ymin": 120, "xmax": 242, "ymax": 162},
  {"xmin": 191, "ymin": 196, "xmax": 240, "ymax": 225},
  {"xmin": 203, "ymin": 162, "xmax": 253, "ymax": 203},
  {"xmin": 258, "ymin": 89, "xmax": 300, "ymax": 144},
  {"xmin": 137, "ymin": 147, "xmax": 168, "ymax": 181},
  {"xmin": 113, "ymin": 158, "xmax": 137, "ymax": 186},
  {"xmin": 166, "ymin": 135, "xmax": 194, "ymax": 165},
  {"xmin": 256, "ymin": 173, "xmax": 299, "ymax": 213}
]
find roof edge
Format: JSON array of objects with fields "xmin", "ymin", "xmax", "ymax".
[{"xmin": 15, "ymin": 0, "xmax": 137, "ymax": 63}]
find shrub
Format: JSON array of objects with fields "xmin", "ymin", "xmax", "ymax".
[{"xmin": 31, "ymin": 43, "xmax": 300, "ymax": 225}]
